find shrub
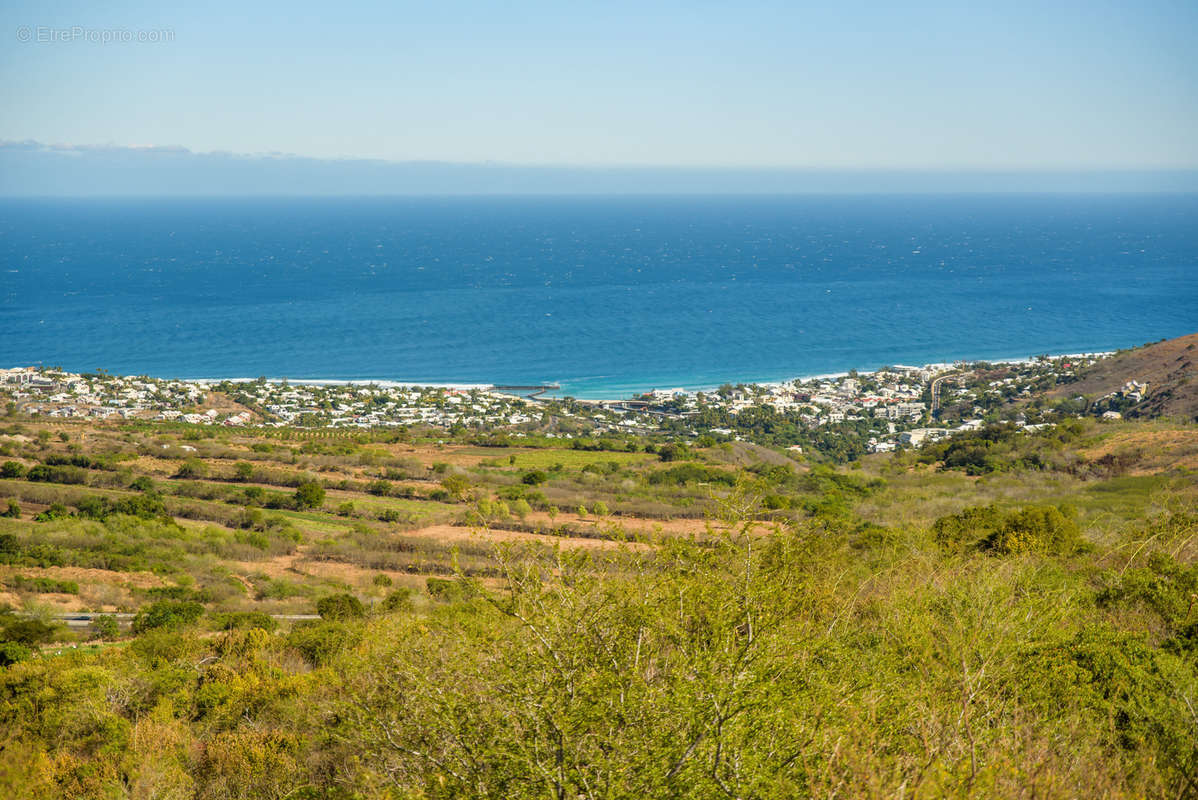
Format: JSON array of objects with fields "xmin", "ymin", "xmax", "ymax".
[
  {"xmin": 316, "ymin": 592, "xmax": 365, "ymax": 621},
  {"xmin": 932, "ymin": 505, "xmax": 1003, "ymax": 553},
  {"xmin": 211, "ymin": 611, "xmax": 278, "ymax": 633},
  {"xmin": 2, "ymin": 499, "xmax": 18, "ymax": 518},
  {"xmin": 521, "ymin": 470, "xmax": 548, "ymax": 486},
  {"xmin": 233, "ymin": 461, "xmax": 255, "ymax": 481},
  {"xmin": 1098, "ymin": 552, "xmax": 1198, "ymax": 629},
  {"xmin": 441, "ymin": 474, "xmax": 470, "ymax": 499},
  {"xmin": 366, "ymin": 479, "xmax": 393, "ymax": 497},
  {"xmin": 90, "ymin": 615, "xmax": 121, "ymax": 640},
  {"xmin": 174, "ymin": 459, "xmax": 208, "ymax": 479},
  {"xmin": 512, "ymin": 498, "xmax": 533, "ymax": 520},
  {"xmin": 985, "ymin": 505, "xmax": 1081, "ymax": 556},
  {"xmin": 0, "ymin": 460, "xmax": 25, "ymax": 478},
  {"xmin": 26, "ymin": 464, "xmax": 88, "ymax": 484},
  {"xmin": 9, "ymin": 575, "xmax": 78, "ymax": 594},
  {"xmin": 286, "ymin": 620, "xmax": 361, "ymax": 666},
  {"xmin": 932, "ymin": 504, "xmax": 1082, "ymax": 556},
  {"xmin": 1, "ymin": 618, "xmax": 59, "ymax": 646},
  {"xmin": 132, "ymin": 600, "xmax": 205, "ymax": 634},
  {"xmin": 294, "ymin": 481, "xmax": 326, "ymax": 509},
  {"xmin": 128, "ymin": 475, "xmax": 155, "ymax": 492},
  {"xmin": 426, "ymin": 577, "xmax": 468, "ymax": 603},
  {"xmin": 1019, "ymin": 626, "xmax": 1196, "ymax": 782},
  {"xmin": 34, "ymin": 503, "xmax": 72, "ymax": 521},
  {"xmin": 0, "ymin": 641, "xmax": 31, "ymax": 666},
  {"xmin": 381, "ymin": 587, "xmax": 415, "ymax": 612}
]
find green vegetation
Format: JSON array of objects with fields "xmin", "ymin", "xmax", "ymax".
[{"xmin": 0, "ymin": 411, "xmax": 1193, "ymax": 797}]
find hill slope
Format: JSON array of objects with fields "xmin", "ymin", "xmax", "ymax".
[{"xmin": 1050, "ymin": 332, "xmax": 1198, "ymax": 419}]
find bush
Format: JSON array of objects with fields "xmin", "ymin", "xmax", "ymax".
[
  {"xmin": 521, "ymin": 470, "xmax": 548, "ymax": 486},
  {"xmin": 367, "ymin": 479, "xmax": 393, "ymax": 496},
  {"xmin": 0, "ymin": 641, "xmax": 31, "ymax": 666},
  {"xmin": 985, "ymin": 505, "xmax": 1081, "ymax": 556},
  {"xmin": 90, "ymin": 615, "xmax": 121, "ymax": 640},
  {"xmin": 316, "ymin": 593, "xmax": 365, "ymax": 621},
  {"xmin": 381, "ymin": 587, "xmax": 415, "ymax": 612},
  {"xmin": 174, "ymin": 459, "xmax": 208, "ymax": 479},
  {"xmin": 233, "ymin": 461, "xmax": 255, "ymax": 481},
  {"xmin": 1019, "ymin": 626, "xmax": 1196, "ymax": 782},
  {"xmin": 211, "ymin": 611, "xmax": 278, "ymax": 633},
  {"xmin": 294, "ymin": 481, "xmax": 326, "ymax": 509},
  {"xmin": 9, "ymin": 575, "xmax": 78, "ymax": 594},
  {"xmin": 132, "ymin": 600, "xmax": 205, "ymax": 634},
  {"xmin": 128, "ymin": 475, "xmax": 155, "ymax": 492},
  {"xmin": 0, "ymin": 460, "xmax": 25, "ymax": 478},
  {"xmin": 932, "ymin": 504, "xmax": 1081, "ymax": 556},
  {"xmin": 647, "ymin": 462, "xmax": 736, "ymax": 487},
  {"xmin": 26, "ymin": 464, "xmax": 88, "ymax": 484},
  {"xmin": 932, "ymin": 505, "xmax": 1003, "ymax": 553},
  {"xmin": 1, "ymin": 618, "xmax": 58, "ymax": 646},
  {"xmin": 441, "ymin": 474, "xmax": 470, "ymax": 499},
  {"xmin": 286, "ymin": 620, "xmax": 361, "ymax": 666},
  {"xmin": 426, "ymin": 577, "xmax": 469, "ymax": 603},
  {"xmin": 2, "ymin": 499, "xmax": 18, "ymax": 518},
  {"xmin": 1098, "ymin": 553, "xmax": 1198, "ymax": 629},
  {"xmin": 34, "ymin": 502, "xmax": 72, "ymax": 521}
]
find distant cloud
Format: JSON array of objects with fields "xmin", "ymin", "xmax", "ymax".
[{"xmin": 2, "ymin": 141, "xmax": 1196, "ymax": 196}]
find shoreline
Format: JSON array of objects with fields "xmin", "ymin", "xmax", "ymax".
[{"xmin": 158, "ymin": 347, "xmax": 1116, "ymax": 402}]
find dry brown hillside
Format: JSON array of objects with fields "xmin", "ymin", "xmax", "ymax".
[{"xmin": 1050, "ymin": 332, "xmax": 1198, "ymax": 419}]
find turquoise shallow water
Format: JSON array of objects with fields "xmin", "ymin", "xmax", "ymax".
[{"xmin": 1, "ymin": 194, "xmax": 1195, "ymax": 399}]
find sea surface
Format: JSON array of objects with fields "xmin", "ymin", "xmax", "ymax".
[{"xmin": 1, "ymin": 195, "xmax": 1196, "ymax": 399}]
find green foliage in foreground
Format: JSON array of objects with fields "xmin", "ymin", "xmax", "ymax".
[{"xmin": 0, "ymin": 500, "xmax": 1193, "ymax": 798}]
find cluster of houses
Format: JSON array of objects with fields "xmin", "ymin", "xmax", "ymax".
[
  {"xmin": 237, "ymin": 381, "xmax": 541, "ymax": 429},
  {"xmin": 1, "ymin": 367, "xmax": 208, "ymax": 421},
  {"xmin": 1, "ymin": 351, "xmax": 1109, "ymax": 455},
  {"xmin": 0, "ymin": 368, "xmax": 550, "ymax": 431}
]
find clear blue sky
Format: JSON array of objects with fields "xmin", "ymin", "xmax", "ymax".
[{"xmin": 2, "ymin": 0, "xmax": 1196, "ymax": 168}]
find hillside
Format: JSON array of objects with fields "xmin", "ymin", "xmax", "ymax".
[
  {"xmin": 0, "ymin": 411, "xmax": 1195, "ymax": 798},
  {"xmin": 1049, "ymin": 332, "xmax": 1198, "ymax": 419}
]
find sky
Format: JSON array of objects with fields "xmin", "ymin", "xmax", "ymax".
[{"xmin": 1, "ymin": 0, "xmax": 1196, "ymax": 170}]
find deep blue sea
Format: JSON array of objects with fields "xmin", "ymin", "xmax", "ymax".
[{"xmin": 1, "ymin": 195, "xmax": 1196, "ymax": 398}]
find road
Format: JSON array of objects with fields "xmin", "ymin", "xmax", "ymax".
[
  {"xmin": 51, "ymin": 612, "xmax": 321, "ymax": 631},
  {"xmin": 929, "ymin": 372, "xmax": 961, "ymax": 415}
]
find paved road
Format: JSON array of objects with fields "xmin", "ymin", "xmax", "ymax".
[
  {"xmin": 929, "ymin": 372, "xmax": 961, "ymax": 415},
  {"xmin": 52, "ymin": 612, "xmax": 321, "ymax": 630}
]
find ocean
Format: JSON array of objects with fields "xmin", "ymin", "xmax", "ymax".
[{"xmin": 1, "ymin": 194, "xmax": 1195, "ymax": 399}]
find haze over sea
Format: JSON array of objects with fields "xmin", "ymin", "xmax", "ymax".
[{"xmin": 2, "ymin": 194, "xmax": 1195, "ymax": 399}]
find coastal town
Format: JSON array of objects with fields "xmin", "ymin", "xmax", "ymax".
[{"xmin": 0, "ymin": 352, "xmax": 1117, "ymax": 459}]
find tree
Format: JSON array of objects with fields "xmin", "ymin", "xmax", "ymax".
[
  {"xmin": 441, "ymin": 474, "xmax": 470, "ymax": 500},
  {"xmin": 132, "ymin": 600, "xmax": 204, "ymax": 633},
  {"xmin": 174, "ymin": 459, "xmax": 207, "ymax": 479},
  {"xmin": 316, "ymin": 592, "xmax": 365, "ymax": 620},
  {"xmin": 233, "ymin": 461, "xmax": 255, "ymax": 481},
  {"xmin": 521, "ymin": 470, "xmax": 548, "ymax": 486},
  {"xmin": 293, "ymin": 481, "xmax": 326, "ymax": 510}
]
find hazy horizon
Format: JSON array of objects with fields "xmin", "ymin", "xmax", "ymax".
[
  {"xmin": 3, "ymin": 0, "xmax": 1196, "ymax": 177},
  {"xmin": 4, "ymin": 142, "xmax": 1198, "ymax": 196}
]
